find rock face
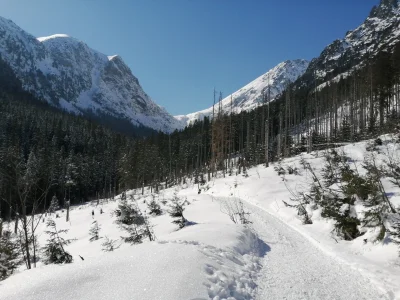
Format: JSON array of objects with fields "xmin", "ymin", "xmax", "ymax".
[
  {"xmin": 175, "ymin": 59, "xmax": 310, "ymax": 127},
  {"xmin": 297, "ymin": 0, "xmax": 400, "ymax": 89},
  {"xmin": 0, "ymin": 17, "xmax": 181, "ymax": 133},
  {"xmin": 177, "ymin": 0, "xmax": 400, "ymax": 130}
]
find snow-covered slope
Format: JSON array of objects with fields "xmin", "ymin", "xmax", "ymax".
[
  {"xmin": 0, "ymin": 191, "xmax": 265, "ymax": 300},
  {"xmin": 175, "ymin": 59, "xmax": 309, "ymax": 127},
  {"xmin": 0, "ymin": 16, "xmax": 181, "ymax": 133},
  {"xmin": 1, "ymin": 136, "xmax": 399, "ymax": 299},
  {"xmin": 298, "ymin": 0, "xmax": 400, "ymax": 88}
]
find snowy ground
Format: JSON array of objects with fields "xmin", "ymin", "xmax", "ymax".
[
  {"xmin": 0, "ymin": 194, "xmax": 265, "ymax": 300},
  {"xmin": 1, "ymin": 136, "xmax": 400, "ymax": 299}
]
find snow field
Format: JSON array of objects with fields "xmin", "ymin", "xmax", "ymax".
[
  {"xmin": 0, "ymin": 190, "xmax": 265, "ymax": 300},
  {"xmin": 1, "ymin": 135, "xmax": 400, "ymax": 299}
]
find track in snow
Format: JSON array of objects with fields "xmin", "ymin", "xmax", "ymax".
[{"xmin": 218, "ymin": 198, "xmax": 388, "ymax": 300}]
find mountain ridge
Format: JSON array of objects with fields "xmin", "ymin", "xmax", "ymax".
[
  {"xmin": 295, "ymin": 0, "xmax": 400, "ymax": 91},
  {"xmin": 0, "ymin": 16, "xmax": 181, "ymax": 133},
  {"xmin": 175, "ymin": 59, "xmax": 309, "ymax": 127}
]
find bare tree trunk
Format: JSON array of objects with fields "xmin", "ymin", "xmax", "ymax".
[
  {"xmin": 14, "ymin": 212, "xmax": 18, "ymax": 235},
  {"xmin": 31, "ymin": 214, "xmax": 37, "ymax": 268},
  {"xmin": 66, "ymin": 202, "xmax": 70, "ymax": 222},
  {"xmin": 22, "ymin": 210, "xmax": 31, "ymax": 269},
  {"xmin": 265, "ymin": 119, "xmax": 269, "ymax": 168}
]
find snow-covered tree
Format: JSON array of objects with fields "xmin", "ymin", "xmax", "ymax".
[
  {"xmin": 114, "ymin": 196, "xmax": 145, "ymax": 244},
  {"xmin": 42, "ymin": 219, "xmax": 74, "ymax": 264},
  {"xmin": 169, "ymin": 192, "xmax": 187, "ymax": 229},
  {"xmin": 89, "ymin": 220, "xmax": 101, "ymax": 242},
  {"xmin": 49, "ymin": 195, "xmax": 59, "ymax": 215},
  {"xmin": 147, "ymin": 196, "xmax": 162, "ymax": 216}
]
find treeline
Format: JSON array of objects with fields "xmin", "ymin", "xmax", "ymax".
[{"xmin": 0, "ymin": 95, "xmax": 128, "ymax": 220}]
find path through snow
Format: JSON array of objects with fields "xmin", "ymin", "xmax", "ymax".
[{"xmin": 217, "ymin": 197, "xmax": 388, "ymax": 300}]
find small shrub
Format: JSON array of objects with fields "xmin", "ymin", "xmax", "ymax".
[
  {"xmin": 101, "ymin": 236, "xmax": 120, "ymax": 252},
  {"xmin": 287, "ymin": 165, "xmax": 299, "ymax": 175},
  {"xmin": 147, "ymin": 197, "xmax": 162, "ymax": 216}
]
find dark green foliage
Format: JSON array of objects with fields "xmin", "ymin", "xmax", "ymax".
[
  {"xmin": 114, "ymin": 196, "xmax": 155, "ymax": 244},
  {"xmin": 49, "ymin": 195, "xmax": 59, "ymax": 214},
  {"xmin": 361, "ymin": 156, "xmax": 396, "ymax": 240},
  {"xmin": 169, "ymin": 192, "xmax": 187, "ymax": 229},
  {"xmin": 286, "ymin": 165, "xmax": 299, "ymax": 175},
  {"xmin": 0, "ymin": 231, "xmax": 21, "ymax": 281},
  {"xmin": 274, "ymin": 161, "xmax": 286, "ymax": 176},
  {"xmin": 375, "ymin": 138, "xmax": 383, "ymax": 146},
  {"xmin": 147, "ymin": 197, "xmax": 162, "ymax": 216},
  {"xmin": 321, "ymin": 149, "xmax": 342, "ymax": 187},
  {"xmin": 42, "ymin": 219, "xmax": 74, "ymax": 264},
  {"xmin": 308, "ymin": 149, "xmax": 397, "ymax": 242},
  {"xmin": 333, "ymin": 213, "xmax": 361, "ymax": 241},
  {"xmin": 114, "ymin": 197, "xmax": 145, "ymax": 227},
  {"xmin": 0, "ymin": 95, "xmax": 127, "ymax": 219},
  {"xmin": 283, "ymin": 195, "xmax": 313, "ymax": 225},
  {"xmin": 308, "ymin": 150, "xmax": 363, "ymax": 240}
]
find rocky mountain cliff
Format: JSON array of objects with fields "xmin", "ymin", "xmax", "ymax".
[
  {"xmin": 0, "ymin": 16, "xmax": 182, "ymax": 133},
  {"xmin": 297, "ymin": 0, "xmax": 400, "ymax": 90}
]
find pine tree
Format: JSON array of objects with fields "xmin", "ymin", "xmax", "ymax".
[
  {"xmin": 42, "ymin": 219, "xmax": 74, "ymax": 264},
  {"xmin": 361, "ymin": 155, "xmax": 396, "ymax": 240},
  {"xmin": 169, "ymin": 191, "xmax": 187, "ymax": 229},
  {"xmin": 114, "ymin": 196, "xmax": 145, "ymax": 244},
  {"xmin": 89, "ymin": 220, "xmax": 101, "ymax": 242},
  {"xmin": 0, "ymin": 231, "xmax": 21, "ymax": 281},
  {"xmin": 49, "ymin": 195, "xmax": 59, "ymax": 215},
  {"xmin": 147, "ymin": 196, "xmax": 162, "ymax": 216}
]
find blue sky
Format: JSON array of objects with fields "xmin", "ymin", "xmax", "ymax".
[{"xmin": 1, "ymin": 0, "xmax": 378, "ymax": 115}]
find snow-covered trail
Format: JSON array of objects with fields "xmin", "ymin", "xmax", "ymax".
[{"xmin": 220, "ymin": 198, "xmax": 388, "ymax": 300}]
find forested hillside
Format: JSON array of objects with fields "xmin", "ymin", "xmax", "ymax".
[{"xmin": 2, "ymin": 39, "xmax": 400, "ymax": 222}]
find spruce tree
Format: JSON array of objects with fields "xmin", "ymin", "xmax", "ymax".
[
  {"xmin": 42, "ymin": 219, "xmax": 74, "ymax": 264},
  {"xmin": 169, "ymin": 192, "xmax": 187, "ymax": 229},
  {"xmin": 147, "ymin": 196, "xmax": 162, "ymax": 216},
  {"xmin": 0, "ymin": 231, "xmax": 21, "ymax": 281},
  {"xmin": 114, "ymin": 196, "xmax": 145, "ymax": 244},
  {"xmin": 89, "ymin": 221, "xmax": 101, "ymax": 242},
  {"xmin": 49, "ymin": 195, "xmax": 59, "ymax": 215}
]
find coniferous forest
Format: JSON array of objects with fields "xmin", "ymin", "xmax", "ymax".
[{"xmin": 1, "ymin": 42, "xmax": 400, "ymax": 222}]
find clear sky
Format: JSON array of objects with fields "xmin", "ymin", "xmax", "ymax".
[{"xmin": 1, "ymin": 0, "xmax": 379, "ymax": 115}]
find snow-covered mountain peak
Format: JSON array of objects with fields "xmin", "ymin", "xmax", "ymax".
[
  {"xmin": 37, "ymin": 34, "xmax": 72, "ymax": 42},
  {"xmin": 0, "ymin": 16, "xmax": 182, "ymax": 133},
  {"xmin": 175, "ymin": 59, "xmax": 309, "ymax": 128},
  {"xmin": 108, "ymin": 55, "xmax": 119, "ymax": 61},
  {"xmin": 369, "ymin": 0, "xmax": 399, "ymax": 19},
  {"xmin": 301, "ymin": 0, "xmax": 400, "ymax": 89}
]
